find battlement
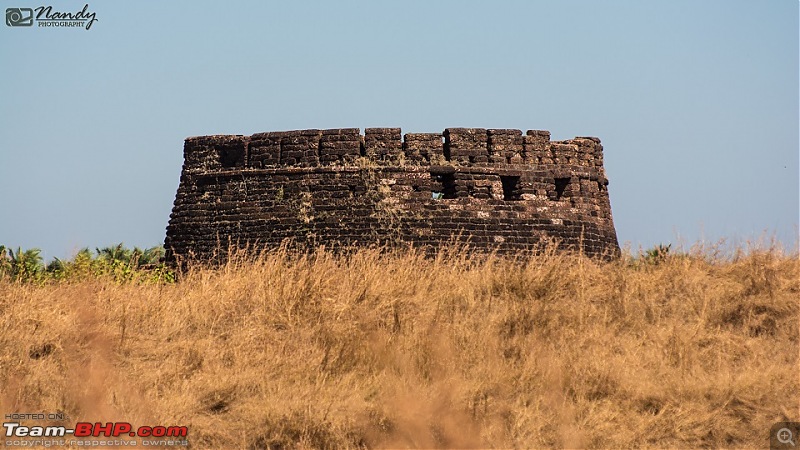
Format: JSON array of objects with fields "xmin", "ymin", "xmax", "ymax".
[
  {"xmin": 165, "ymin": 126, "xmax": 619, "ymax": 262},
  {"xmin": 181, "ymin": 128, "xmax": 606, "ymax": 173}
]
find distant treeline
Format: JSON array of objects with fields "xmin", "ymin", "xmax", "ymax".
[{"xmin": 0, "ymin": 243, "xmax": 174, "ymax": 283}]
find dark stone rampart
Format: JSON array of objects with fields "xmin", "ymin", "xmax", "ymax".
[{"xmin": 165, "ymin": 127, "xmax": 619, "ymax": 262}]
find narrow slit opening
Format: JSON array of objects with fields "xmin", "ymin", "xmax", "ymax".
[
  {"xmin": 431, "ymin": 172, "xmax": 457, "ymax": 199},
  {"xmin": 501, "ymin": 176, "xmax": 522, "ymax": 201},
  {"xmin": 554, "ymin": 177, "xmax": 570, "ymax": 200}
]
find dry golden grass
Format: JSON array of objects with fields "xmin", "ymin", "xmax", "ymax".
[{"xmin": 1, "ymin": 243, "xmax": 798, "ymax": 449}]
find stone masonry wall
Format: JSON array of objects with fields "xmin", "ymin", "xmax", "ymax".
[{"xmin": 164, "ymin": 127, "xmax": 620, "ymax": 263}]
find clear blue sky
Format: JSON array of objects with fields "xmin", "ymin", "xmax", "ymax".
[{"xmin": 1, "ymin": 0, "xmax": 797, "ymax": 260}]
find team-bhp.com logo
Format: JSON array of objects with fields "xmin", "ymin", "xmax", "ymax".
[
  {"xmin": 4, "ymin": 421, "xmax": 188, "ymax": 447},
  {"xmin": 6, "ymin": 4, "xmax": 97, "ymax": 30}
]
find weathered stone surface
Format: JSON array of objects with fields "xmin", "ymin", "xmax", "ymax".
[{"xmin": 164, "ymin": 127, "xmax": 620, "ymax": 263}]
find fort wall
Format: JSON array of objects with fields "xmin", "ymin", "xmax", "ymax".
[{"xmin": 164, "ymin": 127, "xmax": 619, "ymax": 262}]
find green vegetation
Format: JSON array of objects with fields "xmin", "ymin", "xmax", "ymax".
[
  {"xmin": 0, "ymin": 243, "xmax": 174, "ymax": 284},
  {"xmin": 642, "ymin": 243, "xmax": 672, "ymax": 265}
]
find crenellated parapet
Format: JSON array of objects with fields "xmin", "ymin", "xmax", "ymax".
[
  {"xmin": 181, "ymin": 127, "xmax": 606, "ymax": 171},
  {"xmin": 165, "ymin": 127, "xmax": 619, "ymax": 263}
]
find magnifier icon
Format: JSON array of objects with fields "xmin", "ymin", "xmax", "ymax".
[{"xmin": 778, "ymin": 428, "xmax": 796, "ymax": 446}]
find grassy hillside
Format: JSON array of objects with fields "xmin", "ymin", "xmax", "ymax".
[{"xmin": 1, "ymin": 244, "xmax": 797, "ymax": 448}]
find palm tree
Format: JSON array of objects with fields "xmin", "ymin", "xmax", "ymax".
[
  {"xmin": 141, "ymin": 246, "xmax": 165, "ymax": 265},
  {"xmin": 6, "ymin": 247, "xmax": 44, "ymax": 280},
  {"xmin": 96, "ymin": 243, "xmax": 132, "ymax": 265},
  {"xmin": 0, "ymin": 245, "xmax": 10, "ymax": 275}
]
